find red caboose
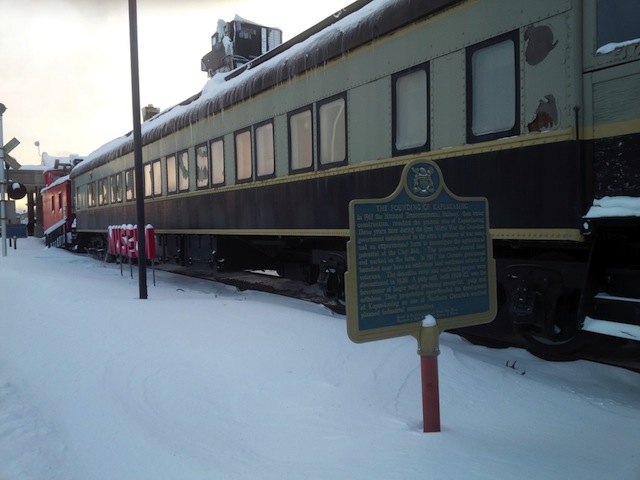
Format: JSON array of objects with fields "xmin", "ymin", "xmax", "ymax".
[{"xmin": 42, "ymin": 163, "xmax": 75, "ymax": 248}]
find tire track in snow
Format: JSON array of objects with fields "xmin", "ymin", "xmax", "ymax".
[{"xmin": 0, "ymin": 382, "xmax": 69, "ymax": 479}]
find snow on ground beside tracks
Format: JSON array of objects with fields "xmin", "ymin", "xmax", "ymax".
[{"xmin": 1, "ymin": 238, "xmax": 639, "ymax": 479}]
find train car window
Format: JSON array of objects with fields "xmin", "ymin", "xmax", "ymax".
[
  {"xmin": 597, "ymin": 0, "xmax": 640, "ymax": 50},
  {"xmin": 110, "ymin": 175, "xmax": 116, "ymax": 203},
  {"xmin": 210, "ymin": 138, "xmax": 225, "ymax": 186},
  {"xmin": 88, "ymin": 182, "xmax": 96, "ymax": 208},
  {"xmin": 116, "ymin": 173, "xmax": 123, "ymax": 202},
  {"xmin": 125, "ymin": 169, "xmax": 135, "ymax": 201},
  {"xmin": 235, "ymin": 128, "xmax": 253, "ymax": 182},
  {"xmin": 196, "ymin": 143, "xmax": 210, "ymax": 189},
  {"xmin": 144, "ymin": 163, "xmax": 153, "ymax": 198},
  {"xmin": 178, "ymin": 150, "xmax": 190, "ymax": 192},
  {"xmin": 166, "ymin": 154, "xmax": 177, "ymax": 194},
  {"xmin": 110, "ymin": 173, "xmax": 123, "ymax": 203},
  {"xmin": 318, "ymin": 94, "xmax": 347, "ymax": 167},
  {"xmin": 255, "ymin": 121, "xmax": 275, "ymax": 178},
  {"xmin": 98, "ymin": 178, "xmax": 108, "ymax": 206},
  {"xmin": 289, "ymin": 107, "xmax": 313, "ymax": 172},
  {"xmin": 152, "ymin": 159, "xmax": 162, "ymax": 197},
  {"xmin": 76, "ymin": 186, "xmax": 86, "ymax": 209},
  {"xmin": 467, "ymin": 31, "xmax": 519, "ymax": 143},
  {"xmin": 392, "ymin": 64, "xmax": 429, "ymax": 155}
]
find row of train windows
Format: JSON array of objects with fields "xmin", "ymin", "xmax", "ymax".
[
  {"xmin": 78, "ymin": 32, "xmax": 519, "ymax": 207},
  {"xmin": 134, "ymin": 95, "xmax": 348, "ymax": 200},
  {"xmin": 396, "ymin": 31, "xmax": 519, "ymax": 151},
  {"xmin": 79, "ymin": 92, "xmax": 350, "ymax": 207},
  {"xmin": 79, "ymin": 172, "xmax": 134, "ymax": 208}
]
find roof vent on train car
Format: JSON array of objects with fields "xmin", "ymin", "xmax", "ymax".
[
  {"xmin": 201, "ymin": 17, "xmax": 282, "ymax": 77},
  {"xmin": 142, "ymin": 104, "xmax": 160, "ymax": 121}
]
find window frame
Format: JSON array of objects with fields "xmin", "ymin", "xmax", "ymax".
[
  {"xmin": 596, "ymin": 0, "xmax": 640, "ymax": 50},
  {"xmin": 76, "ymin": 185, "xmax": 86, "ymax": 210},
  {"xmin": 466, "ymin": 30, "xmax": 520, "ymax": 144},
  {"xmin": 143, "ymin": 163, "xmax": 153, "ymax": 198},
  {"xmin": 110, "ymin": 173, "xmax": 123, "ymax": 203},
  {"xmin": 177, "ymin": 149, "xmax": 190, "ymax": 193},
  {"xmin": 288, "ymin": 105, "xmax": 314, "ymax": 174},
  {"xmin": 166, "ymin": 153, "xmax": 177, "ymax": 194},
  {"xmin": 98, "ymin": 178, "xmax": 109, "ymax": 206},
  {"xmin": 125, "ymin": 168, "xmax": 135, "ymax": 202},
  {"xmin": 151, "ymin": 159, "xmax": 162, "ymax": 197},
  {"xmin": 88, "ymin": 182, "xmax": 96, "ymax": 208},
  {"xmin": 254, "ymin": 119, "xmax": 276, "ymax": 180},
  {"xmin": 210, "ymin": 137, "xmax": 225, "ymax": 186},
  {"xmin": 195, "ymin": 142, "xmax": 210, "ymax": 190},
  {"xmin": 392, "ymin": 62, "xmax": 430, "ymax": 156},
  {"xmin": 235, "ymin": 127, "xmax": 253, "ymax": 183},
  {"xmin": 317, "ymin": 93, "xmax": 348, "ymax": 169}
]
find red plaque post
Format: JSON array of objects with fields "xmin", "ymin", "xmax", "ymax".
[
  {"xmin": 421, "ymin": 354, "xmax": 440, "ymax": 432},
  {"xmin": 419, "ymin": 321, "xmax": 440, "ymax": 433}
]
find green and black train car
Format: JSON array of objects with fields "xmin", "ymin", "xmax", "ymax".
[{"xmin": 70, "ymin": 0, "xmax": 640, "ymax": 359}]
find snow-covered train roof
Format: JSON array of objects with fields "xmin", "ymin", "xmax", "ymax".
[
  {"xmin": 41, "ymin": 174, "xmax": 70, "ymax": 194},
  {"xmin": 71, "ymin": 0, "xmax": 460, "ymax": 179}
]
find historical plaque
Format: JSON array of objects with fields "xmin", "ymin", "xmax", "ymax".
[{"xmin": 346, "ymin": 159, "xmax": 497, "ymax": 344}]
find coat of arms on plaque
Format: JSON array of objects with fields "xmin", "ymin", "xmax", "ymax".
[{"xmin": 411, "ymin": 164, "xmax": 436, "ymax": 197}]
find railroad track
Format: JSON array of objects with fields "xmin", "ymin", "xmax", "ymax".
[
  {"xmin": 156, "ymin": 263, "xmax": 638, "ymax": 372},
  {"xmin": 156, "ymin": 265, "xmax": 346, "ymax": 313}
]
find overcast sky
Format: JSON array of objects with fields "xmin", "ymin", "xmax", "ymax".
[{"xmin": 0, "ymin": 0, "xmax": 350, "ymax": 166}]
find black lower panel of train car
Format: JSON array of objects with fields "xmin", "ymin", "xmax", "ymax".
[{"xmin": 77, "ymin": 140, "xmax": 585, "ymax": 233}]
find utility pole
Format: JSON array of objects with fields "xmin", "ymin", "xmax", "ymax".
[{"xmin": 128, "ymin": 0, "xmax": 148, "ymax": 299}]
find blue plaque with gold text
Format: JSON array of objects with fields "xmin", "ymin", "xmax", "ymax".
[{"xmin": 346, "ymin": 159, "xmax": 497, "ymax": 343}]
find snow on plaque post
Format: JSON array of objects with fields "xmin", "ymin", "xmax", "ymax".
[{"xmin": 345, "ymin": 159, "xmax": 497, "ymax": 432}]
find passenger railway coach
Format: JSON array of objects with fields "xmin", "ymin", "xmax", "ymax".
[{"xmin": 69, "ymin": 0, "xmax": 640, "ymax": 359}]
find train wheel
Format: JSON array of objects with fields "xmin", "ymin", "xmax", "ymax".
[
  {"xmin": 523, "ymin": 333, "xmax": 586, "ymax": 361},
  {"xmin": 520, "ymin": 293, "xmax": 585, "ymax": 359}
]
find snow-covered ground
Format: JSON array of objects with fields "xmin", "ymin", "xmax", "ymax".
[{"xmin": 1, "ymin": 238, "xmax": 639, "ymax": 479}]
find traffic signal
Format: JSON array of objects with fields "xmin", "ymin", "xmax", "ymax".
[{"xmin": 7, "ymin": 181, "xmax": 27, "ymax": 200}]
